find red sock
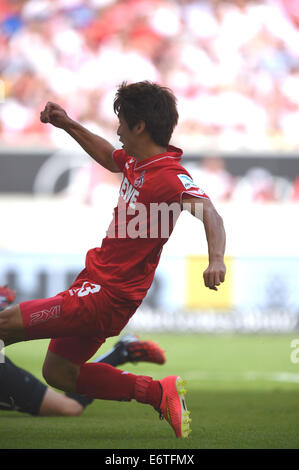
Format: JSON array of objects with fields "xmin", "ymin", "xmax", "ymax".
[
  {"xmin": 134, "ymin": 376, "xmax": 162, "ymax": 410},
  {"xmin": 76, "ymin": 362, "xmax": 162, "ymax": 408},
  {"xmin": 77, "ymin": 363, "xmax": 136, "ymax": 401}
]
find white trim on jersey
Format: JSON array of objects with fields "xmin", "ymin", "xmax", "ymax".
[
  {"xmin": 180, "ymin": 190, "xmax": 209, "ymax": 208},
  {"xmin": 136, "ymin": 155, "xmax": 181, "ymax": 171}
]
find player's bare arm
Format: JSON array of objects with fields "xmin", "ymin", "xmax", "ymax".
[
  {"xmin": 183, "ymin": 196, "xmax": 226, "ymax": 291},
  {"xmin": 40, "ymin": 102, "xmax": 120, "ymax": 173}
]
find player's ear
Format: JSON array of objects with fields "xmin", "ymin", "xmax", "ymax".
[{"xmin": 133, "ymin": 120, "xmax": 146, "ymax": 135}]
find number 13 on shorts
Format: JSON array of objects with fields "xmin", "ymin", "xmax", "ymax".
[{"xmin": 69, "ymin": 282, "xmax": 101, "ymax": 298}]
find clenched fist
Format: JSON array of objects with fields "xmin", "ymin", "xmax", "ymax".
[
  {"xmin": 40, "ymin": 102, "xmax": 70, "ymax": 129},
  {"xmin": 203, "ymin": 260, "xmax": 226, "ymax": 291}
]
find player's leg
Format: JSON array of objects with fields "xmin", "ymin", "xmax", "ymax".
[
  {"xmin": 0, "ymin": 292, "xmax": 69, "ymax": 347},
  {"xmin": 1, "ymin": 286, "xmax": 166, "ymax": 366},
  {"xmin": 1, "ymin": 334, "xmax": 166, "ymax": 415},
  {"xmin": 77, "ymin": 353, "xmax": 191, "ymax": 437},
  {"xmin": 0, "ymin": 305, "xmax": 26, "ymax": 346},
  {"xmin": 41, "ymin": 280, "xmax": 190, "ymax": 438},
  {"xmin": 0, "ymin": 354, "xmax": 85, "ymax": 417},
  {"xmin": 45, "ymin": 336, "xmax": 190, "ymax": 438},
  {"xmin": 0, "ymin": 335, "xmax": 166, "ymax": 417},
  {"xmin": 65, "ymin": 334, "xmax": 166, "ymax": 404},
  {"xmin": 0, "ymin": 287, "xmax": 168, "ymax": 418},
  {"xmin": 6, "ymin": 282, "xmax": 190, "ymax": 437},
  {"xmin": 35, "ymin": 286, "xmax": 157, "ymax": 395},
  {"xmin": 42, "ymin": 349, "xmax": 80, "ymax": 393},
  {"xmin": 43, "ymin": 336, "xmax": 162, "ymax": 404},
  {"xmin": 39, "ymin": 388, "xmax": 83, "ymax": 417},
  {"xmin": 94, "ymin": 334, "xmax": 166, "ymax": 366},
  {"xmin": 0, "ymin": 289, "xmax": 81, "ymax": 417},
  {"xmin": 0, "ymin": 286, "xmax": 25, "ymax": 346}
]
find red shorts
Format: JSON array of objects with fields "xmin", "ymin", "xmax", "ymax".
[{"xmin": 19, "ymin": 270, "xmax": 141, "ymax": 365}]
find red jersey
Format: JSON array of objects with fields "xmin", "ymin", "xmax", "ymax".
[{"xmin": 85, "ymin": 145, "xmax": 209, "ymax": 300}]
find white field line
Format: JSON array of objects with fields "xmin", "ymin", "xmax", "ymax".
[
  {"xmin": 135, "ymin": 369, "xmax": 299, "ymax": 384},
  {"xmin": 183, "ymin": 371, "xmax": 299, "ymax": 383},
  {"xmin": 131, "ymin": 369, "xmax": 299, "ymax": 384}
]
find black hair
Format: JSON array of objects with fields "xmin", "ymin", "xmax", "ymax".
[{"xmin": 113, "ymin": 81, "xmax": 179, "ymax": 147}]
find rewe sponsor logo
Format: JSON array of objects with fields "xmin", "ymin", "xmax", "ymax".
[
  {"xmin": 29, "ymin": 305, "xmax": 61, "ymax": 326},
  {"xmin": 119, "ymin": 176, "xmax": 140, "ymax": 209}
]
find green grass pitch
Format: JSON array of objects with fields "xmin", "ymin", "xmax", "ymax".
[{"xmin": 1, "ymin": 333, "xmax": 299, "ymax": 449}]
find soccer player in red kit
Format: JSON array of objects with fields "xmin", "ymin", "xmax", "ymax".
[{"xmin": 0, "ymin": 81, "xmax": 226, "ymax": 438}]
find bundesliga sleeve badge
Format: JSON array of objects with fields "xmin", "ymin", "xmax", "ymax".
[{"xmin": 177, "ymin": 174, "xmax": 205, "ymax": 195}]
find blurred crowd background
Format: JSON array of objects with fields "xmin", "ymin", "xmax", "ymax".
[{"xmin": 1, "ymin": 0, "xmax": 299, "ymax": 153}]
